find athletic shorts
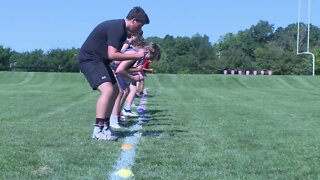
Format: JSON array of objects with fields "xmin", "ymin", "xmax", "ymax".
[
  {"xmin": 129, "ymin": 72, "xmax": 139, "ymax": 86},
  {"xmin": 79, "ymin": 59, "xmax": 116, "ymax": 90},
  {"xmin": 115, "ymin": 73, "xmax": 129, "ymax": 90}
]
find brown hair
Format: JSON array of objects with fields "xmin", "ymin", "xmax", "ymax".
[{"xmin": 144, "ymin": 42, "xmax": 161, "ymax": 60}]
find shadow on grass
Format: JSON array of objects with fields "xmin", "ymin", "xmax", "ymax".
[
  {"xmin": 114, "ymin": 129, "xmax": 187, "ymax": 139},
  {"xmin": 119, "ymin": 119, "xmax": 137, "ymax": 128},
  {"xmin": 135, "ymin": 93, "xmax": 158, "ymax": 99},
  {"xmin": 113, "ymin": 107, "xmax": 185, "ymax": 139},
  {"xmin": 141, "ymin": 130, "xmax": 187, "ymax": 137}
]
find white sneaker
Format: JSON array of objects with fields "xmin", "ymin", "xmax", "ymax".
[
  {"xmin": 103, "ymin": 127, "xmax": 118, "ymax": 141},
  {"xmin": 92, "ymin": 125, "xmax": 106, "ymax": 140},
  {"xmin": 110, "ymin": 123, "xmax": 121, "ymax": 129},
  {"xmin": 122, "ymin": 109, "xmax": 139, "ymax": 117},
  {"xmin": 92, "ymin": 125, "xmax": 117, "ymax": 141},
  {"xmin": 120, "ymin": 115, "xmax": 126, "ymax": 121}
]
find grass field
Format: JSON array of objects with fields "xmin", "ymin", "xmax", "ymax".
[{"xmin": 1, "ymin": 72, "xmax": 320, "ymax": 179}]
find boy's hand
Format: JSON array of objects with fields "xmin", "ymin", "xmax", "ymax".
[
  {"xmin": 137, "ymin": 65, "xmax": 143, "ymax": 72},
  {"xmin": 133, "ymin": 75, "xmax": 140, "ymax": 81},
  {"xmin": 136, "ymin": 49, "xmax": 149, "ymax": 59}
]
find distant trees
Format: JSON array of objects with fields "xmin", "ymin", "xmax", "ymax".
[
  {"xmin": 148, "ymin": 34, "xmax": 217, "ymax": 74},
  {"xmin": 0, "ymin": 46, "xmax": 12, "ymax": 71},
  {"xmin": 1, "ymin": 20, "xmax": 320, "ymax": 74},
  {"xmin": 215, "ymin": 21, "xmax": 320, "ymax": 75},
  {"xmin": 7, "ymin": 48, "xmax": 79, "ymax": 72}
]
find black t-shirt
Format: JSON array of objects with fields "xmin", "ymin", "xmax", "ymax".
[{"xmin": 78, "ymin": 19, "xmax": 127, "ymax": 64}]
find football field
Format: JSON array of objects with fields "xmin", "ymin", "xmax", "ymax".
[{"xmin": 1, "ymin": 72, "xmax": 320, "ymax": 179}]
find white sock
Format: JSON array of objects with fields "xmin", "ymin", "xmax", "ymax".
[
  {"xmin": 110, "ymin": 115, "xmax": 118, "ymax": 124},
  {"xmin": 124, "ymin": 106, "xmax": 131, "ymax": 111}
]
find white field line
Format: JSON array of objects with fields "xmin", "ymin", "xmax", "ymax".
[{"xmin": 108, "ymin": 95, "xmax": 148, "ymax": 180}]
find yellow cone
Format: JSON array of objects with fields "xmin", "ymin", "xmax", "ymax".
[
  {"xmin": 121, "ymin": 144, "xmax": 133, "ymax": 150},
  {"xmin": 114, "ymin": 168, "xmax": 134, "ymax": 178}
]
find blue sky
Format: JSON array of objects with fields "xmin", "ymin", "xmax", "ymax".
[{"xmin": 1, "ymin": 0, "xmax": 320, "ymax": 52}]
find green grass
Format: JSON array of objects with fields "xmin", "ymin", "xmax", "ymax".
[
  {"xmin": 0, "ymin": 72, "xmax": 121, "ymax": 179},
  {"xmin": 1, "ymin": 72, "xmax": 320, "ymax": 179}
]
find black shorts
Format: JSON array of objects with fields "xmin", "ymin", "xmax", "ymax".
[{"xmin": 79, "ymin": 59, "xmax": 116, "ymax": 90}]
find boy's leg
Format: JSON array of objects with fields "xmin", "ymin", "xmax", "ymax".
[
  {"xmin": 110, "ymin": 83, "xmax": 123, "ymax": 128},
  {"xmin": 96, "ymin": 82, "xmax": 118, "ymax": 120},
  {"xmin": 93, "ymin": 82, "xmax": 118, "ymax": 141},
  {"xmin": 79, "ymin": 60, "xmax": 118, "ymax": 141},
  {"xmin": 120, "ymin": 88, "xmax": 129, "ymax": 111},
  {"xmin": 122, "ymin": 83, "xmax": 138, "ymax": 117},
  {"xmin": 136, "ymin": 80, "xmax": 141, "ymax": 96},
  {"xmin": 119, "ymin": 88, "xmax": 129, "ymax": 121},
  {"xmin": 139, "ymin": 79, "xmax": 145, "ymax": 95}
]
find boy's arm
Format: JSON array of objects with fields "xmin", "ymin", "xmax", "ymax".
[
  {"xmin": 115, "ymin": 51, "xmax": 140, "ymax": 81},
  {"xmin": 108, "ymin": 45, "xmax": 149, "ymax": 61},
  {"xmin": 143, "ymin": 67, "xmax": 154, "ymax": 73},
  {"xmin": 128, "ymin": 65, "xmax": 143, "ymax": 73}
]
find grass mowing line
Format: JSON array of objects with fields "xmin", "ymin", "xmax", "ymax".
[
  {"xmin": 109, "ymin": 95, "xmax": 148, "ymax": 179},
  {"xmin": 36, "ymin": 93, "xmax": 94, "ymax": 121},
  {"xmin": 1, "ymin": 72, "xmax": 35, "ymax": 86}
]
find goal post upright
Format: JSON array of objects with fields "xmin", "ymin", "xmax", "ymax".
[{"xmin": 297, "ymin": 0, "xmax": 315, "ymax": 76}]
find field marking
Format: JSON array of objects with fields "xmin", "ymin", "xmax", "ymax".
[{"xmin": 109, "ymin": 96, "xmax": 148, "ymax": 180}]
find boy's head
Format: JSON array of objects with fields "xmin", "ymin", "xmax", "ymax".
[
  {"xmin": 127, "ymin": 7, "xmax": 149, "ymax": 24},
  {"xmin": 144, "ymin": 42, "xmax": 161, "ymax": 60},
  {"xmin": 130, "ymin": 36, "xmax": 145, "ymax": 48},
  {"xmin": 127, "ymin": 30, "xmax": 143, "ymax": 41},
  {"xmin": 126, "ymin": 7, "xmax": 149, "ymax": 34}
]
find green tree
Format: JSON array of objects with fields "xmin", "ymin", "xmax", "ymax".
[
  {"xmin": 43, "ymin": 48, "xmax": 79, "ymax": 72},
  {"xmin": 0, "ymin": 46, "xmax": 12, "ymax": 70}
]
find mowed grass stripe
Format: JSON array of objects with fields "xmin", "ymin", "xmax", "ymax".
[
  {"xmin": 133, "ymin": 74, "xmax": 320, "ymax": 179},
  {"xmin": 0, "ymin": 72, "xmax": 92, "ymax": 122},
  {"xmin": 0, "ymin": 72, "xmax": 121, "ymax": 179}
]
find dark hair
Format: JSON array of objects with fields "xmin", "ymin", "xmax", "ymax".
[
  {"xmin": 127, "ymin": 31, "xmax": 133, "ymax": 39},
  {"xmin": 131, "ymin": 30, "xmax": 143, "ymax": 37},
  {"xmin": 126, "ymin": 6, "xmax": 150, "ymax": 24}
]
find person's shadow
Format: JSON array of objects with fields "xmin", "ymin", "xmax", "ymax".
[{"xmin": 114, "ymin": 108, "xmax": 187, "ymax": 139}]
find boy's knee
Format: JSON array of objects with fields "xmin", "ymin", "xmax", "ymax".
[{"xmin": 118, "ymin": 89, "xmax": 124, "ymax": 96}]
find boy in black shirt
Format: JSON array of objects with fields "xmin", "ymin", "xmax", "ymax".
[{"xmin": 78, "ymin": 7, "xmax": 150, "ymax": 141}]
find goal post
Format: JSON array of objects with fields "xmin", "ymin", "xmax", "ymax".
[{"xmin": 297, "ymin": 0, "xmax": 315, "ymax": 76}]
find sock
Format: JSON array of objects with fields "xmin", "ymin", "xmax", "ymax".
[
  {"xmin": 124, "ymin": 106, "xmax": 131, "ymax": 111},
  {"xmin": 104, "ymin": 117, "xmax": 110, "ymax": 128},
  {"xmin": 95, "ymin": 118, "xmax": 105, "ymax": 126},
  {"xmin": 110, "ymin": 115, "xmax": 118, "ymax": 124}
]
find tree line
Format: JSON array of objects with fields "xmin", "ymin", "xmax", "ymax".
[{"xmin": 1, "ymin": 20, "xmax": 319, "ymax": 75}]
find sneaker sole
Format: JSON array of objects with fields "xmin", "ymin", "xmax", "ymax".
[
  {"xmin": 110, "ymin": 124, "xmax": 122, "ymax": 129},
  {"xmin": 106, "ymin": 136, "xmax": 118, "ymax": 141}
]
